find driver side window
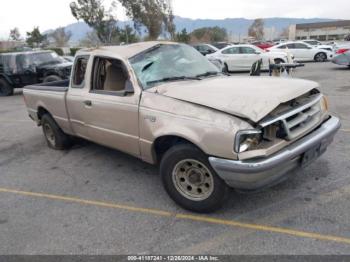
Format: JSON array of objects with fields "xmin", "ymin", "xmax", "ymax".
[{"xmin": 91, "ymin": 57, "xmax": 131, "ymax": 96}]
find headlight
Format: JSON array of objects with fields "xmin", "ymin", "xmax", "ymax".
[
  {"xmin": 234, "ymin": 129, "xmax": 263, "ymax": 153},
  {"xmin": 321, "ymin": 95, "xmax": 329, "ymax": 112}
]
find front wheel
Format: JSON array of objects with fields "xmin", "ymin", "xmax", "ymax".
[
  {"xmin": 160, "ymin": 144, "xmax": 229, "ymax": 213},
  {"xmin": 224, "ymin": 63, "xmax": 229, "ymax": 73},
  {"xmin": 0, "ymin": 78, "xmax": 14, "ymax": 97},
  {"xmin": 274, "ymin": 58, "xmax": 284, "ymax": 64},
  {"xmin": 314, "ymin": 53, "xmax": 327, "ymax": 62}
]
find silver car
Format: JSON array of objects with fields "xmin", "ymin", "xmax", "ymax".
[{"xmin": 332, "ymin": 50, "xmax": 350, "ymax": 67}]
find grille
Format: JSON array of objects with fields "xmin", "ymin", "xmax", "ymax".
[{"xmin": 260, "ymin": 94, "xmax": 323, "ymax": 141}]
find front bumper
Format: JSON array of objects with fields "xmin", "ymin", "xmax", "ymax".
[{"xmin": 209, "ymin": 116, "xmax": 341, "ymax": 190}]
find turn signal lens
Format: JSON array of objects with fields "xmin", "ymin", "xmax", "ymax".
[{"xmin": 321, "ymin": 96, "xmax": 329, "ymax": 112}]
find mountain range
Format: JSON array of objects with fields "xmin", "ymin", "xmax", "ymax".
[{"xmin": 55, "ymin": 16, "xmax": 336, "ymax": 43}]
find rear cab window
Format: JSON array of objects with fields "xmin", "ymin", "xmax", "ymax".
[{"xmin": 72, "ymin": 56, "xmax": 90, "ymax": 88}]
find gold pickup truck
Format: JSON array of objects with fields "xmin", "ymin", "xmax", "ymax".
[{"xmin": 23, "ymin": 41, "xmax": 341, "ymax": 213}]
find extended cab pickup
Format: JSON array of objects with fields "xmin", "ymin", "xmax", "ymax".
[{"xmin": 23, "ymin": 42, "xmax": 341, "ymax": 213}]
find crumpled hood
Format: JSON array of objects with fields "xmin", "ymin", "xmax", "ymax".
[{"xmin": 151, "ymin": 76, "xmax": 318, "ymax": 123}]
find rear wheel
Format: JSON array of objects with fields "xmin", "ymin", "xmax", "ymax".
[
  {"xmin": 43, "ymin": 75, "xmax": 62, "ymax": 83},
  {"xmin": 160, "ymin": 144, "xmax": 229, "ymax": 213},
  {"xmin": 314, "ymin": 52, "xmax": 327, "ymax": 62},
  {"xmin": 41, "ymin": 114, "xmax": 72, "ymax": 150},
  {"xmin": 0, "ymin": 78, "xmax": 14, "ymax": 96}
]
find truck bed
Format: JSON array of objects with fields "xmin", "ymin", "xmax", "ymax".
[
  {"xmin": 23, "ymin": 80, "xmax": 73, "ymax": 135},
  {"xmin": 24, "ymin": 80, "xmax": 70, "ymax": 92}
]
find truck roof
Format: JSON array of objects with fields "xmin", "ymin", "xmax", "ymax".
[{"xmin": 78, "ymin": 41, "xmax": 177, "ymax": 59}]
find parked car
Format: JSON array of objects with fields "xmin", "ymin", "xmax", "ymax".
[
  {"xmin": 212, "ymin": 42, "xmax": 231, "ymax": 49},
  {"xmin": 268, "ymin": 42, "xmax": 333, "ymax": 62},
  {"xmin": 273, "ymin": 39, "xmax": 288, "ymax": 45},
  {"xmin": 334, "ymin": 44, "xmax": 350, "ymax": 54},
  {"xmin": 63, "ymin": 56, "xmax": 75, "ymax": 62},
  {"xmin": 332, "ymin": 50, "xmax": 350, "ymax": 67},
  {"xmin": 0, "ymin": 51, "xmax": 72, "ymax": 96},
  {"xmin": 23, "ymin": 42, "xmax": 340, "ymax": 213},
  {"xmin": 192, "ymin": 44, "xmax": 218, "ymax": 56},
  {"xmin": 252, "ymin": 41, "xmax": 275, "ymax": 50},
  {"xmin": 301, "ymin": 40, "xmax": 334, "ymax": 52},
  {"xmin": 207, "ymin": 44, "xmax": 289, "ymax": 72}
]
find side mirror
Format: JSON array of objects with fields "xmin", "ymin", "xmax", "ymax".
[
  {"xmin": 255, "ymin": 51, "xmax": 261, "ymax": 55},
  {"xmin": 124, "ymin": 79, "xmax": 134, "ymax": 96}
]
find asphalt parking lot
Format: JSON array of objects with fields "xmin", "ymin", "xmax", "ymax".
[{"xmin": 0, "ymin": 62, "xmax": 350, "ymax": 255}]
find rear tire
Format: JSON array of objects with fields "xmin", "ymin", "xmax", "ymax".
[
  {"xmin": 160, "ymin": 144, "xmax": 229, "ymax": 213},
  {"xmin": 41, "ymin": 114, "xmax": 72, "ymax": 150},
  {"xmin": 0, "ymin": 78, "xmax": 14, "ymax": 96},
  {"xmin": 43, "ymin": 75, "xmax": 62, "ymax": 83},
  {"xmin": 314, "ymin": 52, "xmax": 327, "ymax": 62}
]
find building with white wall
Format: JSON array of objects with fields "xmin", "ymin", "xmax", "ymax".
[{"xmin": 289, "ymin": 20, "xmax": 350, "ymax": 41}]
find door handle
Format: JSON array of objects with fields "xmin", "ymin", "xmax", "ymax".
[{"xmin": 83, "ymin": 100, "xmax": 92, "ymax": 106}]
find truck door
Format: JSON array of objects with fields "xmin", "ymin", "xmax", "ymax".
[
  {"xmin": 81, "ymin": 56, "xmax": 140, "ymax": 158},
  {"xmin": 66, "ymin": 55, "xmax": 91, "ymax": 139}
]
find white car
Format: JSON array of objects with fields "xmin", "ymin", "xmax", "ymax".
[
  {"xmin": 302, "ymin": 40, "xmax": 334, "ymax": 52},
  {"xmin": 207, "ymin": 44, "xmax": 289, "ymax": 72},
  {"xmin": 268, "ymin": 42, "xmax": 333, "ymax": 62}
]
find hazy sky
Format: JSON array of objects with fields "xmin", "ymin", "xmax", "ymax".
[{"xmin": 1, "ymin": 0, "xmax": 349, "ymax": 39}]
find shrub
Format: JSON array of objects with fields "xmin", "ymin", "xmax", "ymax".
[
  {"xmin": 70, "ymin": 48, "xmax": 81, "ymax": 56},
  {"xmin": 47, "ymin": 48, "xmax": 64, "ymax": 56}
]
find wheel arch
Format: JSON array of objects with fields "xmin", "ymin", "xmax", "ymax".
[
  {"xmin": 37, "ymin": 106, "xmax": 52, "ymax": 122},
  {"xmin": 152, "ymin": 135, "xmax": 206, "ymax": 164},
  {"xmin": 0, "ymin": 74, "xmax": 14, "ymax": 86}
]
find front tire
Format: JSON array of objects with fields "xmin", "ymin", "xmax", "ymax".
[
  {"xmin": 314, "ymin": 52, "xmax": 327, "ymax": 62},
  {"xmin": 224, "ymin": 63, "xmax": 229, "ymax": 73},
  {"xmin": 160, "ymin": 144, "xmax": 229, "ymax": 213},
  {"xmin": 41, "ymin": 114, "xmax": 72, "ymax": 150},
  {"xmin": 0, "ymin": 78, "xmax": 14, "ymax": 96},
  {"xmin": 274, "ymin": 58, "xmax": 284, "ymax": 64}
]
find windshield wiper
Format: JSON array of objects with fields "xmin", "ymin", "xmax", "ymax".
[
  {"xmin": 147, "ymin": 76, "xmax": 201, "ymax": 85},
  {"xmin": 196, "ymin": 71, "xmax": 220, "ymax": 78}
]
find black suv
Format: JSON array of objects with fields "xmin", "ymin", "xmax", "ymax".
[{"xmin": 0, "ymin": 51, "xmax": 72, "ymax": 96}]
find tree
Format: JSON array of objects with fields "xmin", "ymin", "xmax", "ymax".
[
  {"xmin": 117, "ymin": 25, "xmax": 139, "ymax": 44},
  {"xmin": 175, "ymin": 28, "xmax": 190, "ymax": 43},
  {"xmin": 119, "ymin": 0, "xmax": 175, "ymax": 40},
  {"xmin": 50, "ymin": 27, "xmax": 72, "ymax": 47},
  {"xmin": 9, "ymin": 28, "xmax": 21, "ymax": 41},
  {"xmin": 79, "ymin": 30, "xmax": 101, "ymax": 47},
  {"xmin": 190, "ymin": 27, "xmax": 227, "ymax": 43},
  {"xmin": 70, "ymin": 0, "xmax": 119, "ymax": 44},
  {"xmin": 26, "ymin": 27, "xmax": 46, "ymax": 48},
  {"xmin": 248, "ymin": 19, "xmax": 264, "ymax": 40}
]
